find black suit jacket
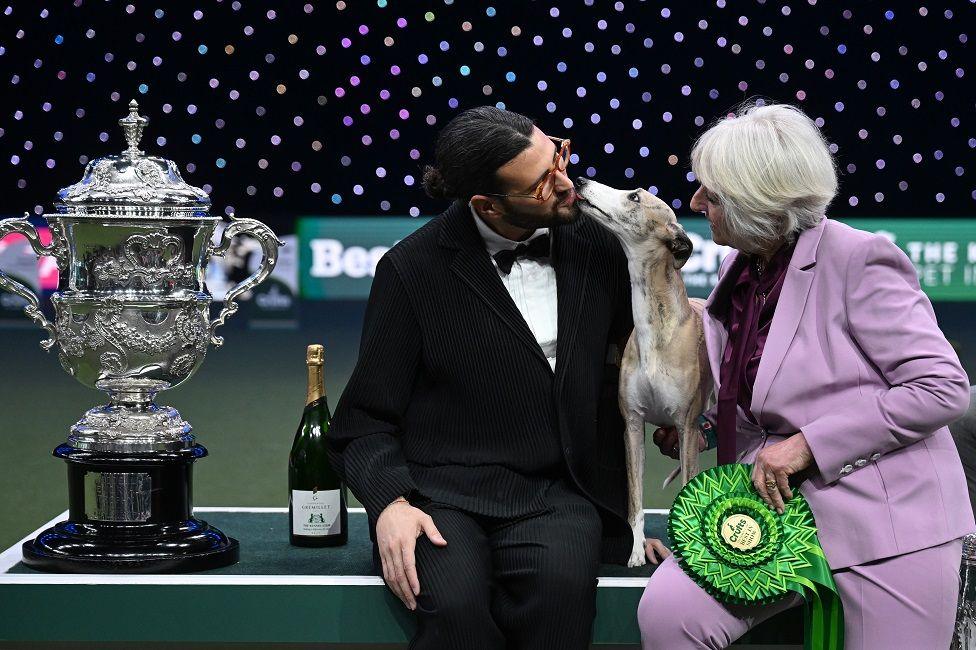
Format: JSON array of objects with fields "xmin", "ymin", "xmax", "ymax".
[{"xmin": 327, "ymin": 200, "xmax": 635, "ymax": 564}]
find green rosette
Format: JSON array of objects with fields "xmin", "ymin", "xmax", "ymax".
[{"xmin": 667, "ymin": 464, "xmax": 844, "ymax": 650}]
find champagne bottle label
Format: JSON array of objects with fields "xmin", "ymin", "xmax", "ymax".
[{"xmin": 292, "ymin": 489, "xmax": 341, "ymax": 536}]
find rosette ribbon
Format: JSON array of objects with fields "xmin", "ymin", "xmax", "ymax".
[{"xmin": 667, "ymin": 463, "xmax": 844, "ymax": 649}]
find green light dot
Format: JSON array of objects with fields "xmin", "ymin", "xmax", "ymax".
[{"xmin": 425, "ymin": 12, "xmax": 435, "ymax": 22}]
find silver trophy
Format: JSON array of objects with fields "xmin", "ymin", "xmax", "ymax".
[{"xmin": 0, "ymin": 100, "xmax": 282, "ymax": 572}]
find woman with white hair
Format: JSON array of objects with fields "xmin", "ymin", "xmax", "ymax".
[{"xmin": 639, "ymin": 102, "xmax": 973, "ymax": 648}]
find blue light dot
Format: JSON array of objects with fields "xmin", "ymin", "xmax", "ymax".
[
  {"xmin": 890, "ymin": 79, "xmax": 900, "ymax": 89},
  {"xmin": 460, "ymin": 65, "xmax": 470, "ymax": 76},
  {"xmin": 563, "ymin": 117, "xmax": 574, "ymax": 129},
  {"xmin": 557, "ymin": 61, "xmax": 567, "ymax": 72},
  {"xmin": 331, "ymin": 193, "xmax": 342, "ymax": 204},
  {"xmin": 138, "ymin": 83, "xmax": 148, "ymax": 94},
  {"xmin": 191, "ymin": 134, "xmax": 202, "ymax": 144},
  {"xmin": 505, "ymin": 71, "xmax": 516, "ymax": 82},
  {"xmin": 639, "ymin": 146, "xmax": 650, "ymax": 157},
  {"xmin": 216, "ymin": 158, "xmax": 226, "ymax": 168},
  {"xmin": 54, "ymin": 35, "xmax": 63, "ymax": 45},
  {"xmin": 885, "ymin": 10, "xmax": 894, "ymax": 20},
  {"xmin": 837, "ymin": 44, "xmax": 847, "ymax": 54},
  {"xmin": 628, "ymin": 67, "xmax": 639, "ymax": 78},
  {"xmin": 486, "ymin": 7, "xmax": 496, "ymax": 16},
  {"xmin": 198, "ymin": 44, "xmax": 208, "ymax": 54},
  {"xmin": 497, "ymin": 47, "xmax": 507, "ymax": 57}
]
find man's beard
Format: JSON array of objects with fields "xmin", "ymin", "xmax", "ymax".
[{"xmin": 500, "ymin": 201, "xmax": 581, "ymax": 231}]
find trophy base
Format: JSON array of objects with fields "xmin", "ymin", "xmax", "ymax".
[
  {"xmin": 21, "ymin": 443, "xmax": 239, "ymax": 574},
  {"xmin": 21, "ymin": 519, "xmax": 239, "ymax": 574}
]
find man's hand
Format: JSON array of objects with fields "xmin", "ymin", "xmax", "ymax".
[
  {"xmin": 652, "ymin": 425, "xmax": 706, "ymax": 460},
  {"xmin": 751, "ymin": 432, "xmax": 814, "ymax": 515},
  {"xmin": 375, "ymin": 498, "xmax": 447, "ymax": 610}
]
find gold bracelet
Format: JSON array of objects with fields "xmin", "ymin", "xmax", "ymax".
[{"xmin": 388, "ymin": 496, "xmax": 409, "ymax": 508}]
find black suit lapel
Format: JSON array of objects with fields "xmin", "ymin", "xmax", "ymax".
[
  {"xmin": 438, "ymin": 202, "xmax": 549, "ymax": 367},
  {"xmin": 552, "ymin": 220, "xmax": 592, "ymax": 383}
]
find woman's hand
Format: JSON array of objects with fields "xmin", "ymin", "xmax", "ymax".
[
  {"xmin": 645, "ymin": 537, "xmax": 671, "ymax": 564},
  {"xmin": 652, "ymin": 425, "xmax": 707, "ymax": 460},
  {"xmin": 751, "ymin": 432, "xmax": 814, "ymax": 514}
]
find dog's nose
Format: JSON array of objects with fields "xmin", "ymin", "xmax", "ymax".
[{"xmin": 575, "ymin": 177, "xmax": 588, "ymax": 188}]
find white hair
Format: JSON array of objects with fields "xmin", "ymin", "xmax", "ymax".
[{"xmin": 691, "ymin": 102, "xmax": 838, "ymax": 254}]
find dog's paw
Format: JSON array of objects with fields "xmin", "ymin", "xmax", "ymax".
[
  {"xmin": 628, "ymin": 526, "xmax": 648, "ymax": 568},
  {"xmin": 627, "ymin": 546, "xmax": 648, "ymax": 568}
]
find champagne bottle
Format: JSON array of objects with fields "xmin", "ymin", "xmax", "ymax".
[{"xmin": 289, "ymin": 344, "xmax": 348, "ymax": 546}]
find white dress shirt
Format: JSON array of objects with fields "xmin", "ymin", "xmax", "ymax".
[{"xmin": 470, "ymin": 203, "xmax": 558, "ymax": 371}]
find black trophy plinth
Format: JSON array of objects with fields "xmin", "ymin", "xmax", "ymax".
[{"xmin": 22, "ymin": 443, "xmax": 239, "ymax": 573}]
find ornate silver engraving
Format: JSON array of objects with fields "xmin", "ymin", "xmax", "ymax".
[
  {"xmin": 92, "ymin": 231, "xmax": 195, "ymax": 290},
  {"xmin": 0, "ymin": 100, "xmax": 281, "ymax": 452}
]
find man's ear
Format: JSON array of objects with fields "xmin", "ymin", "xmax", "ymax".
[{"xmin": 470, "ymin": 195, "xmax": 500, "ymax": 220}]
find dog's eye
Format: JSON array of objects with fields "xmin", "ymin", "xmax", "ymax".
[{"xmin": 628, "ymin": 191, "xmax": 640, "ymax": 203}]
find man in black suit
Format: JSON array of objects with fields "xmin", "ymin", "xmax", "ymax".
[{"xmin": 327, "ymin": 106, "xmax": 668, "ymax": 649}]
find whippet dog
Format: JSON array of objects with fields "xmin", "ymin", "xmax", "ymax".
[{"xmin": 575, "ymin": 178, "xmax": 713, "ymax": 567}]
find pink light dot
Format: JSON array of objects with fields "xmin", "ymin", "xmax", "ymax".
[{"xmin": 399, "ymin": 109, "xmax": 410, "ymax": 119}]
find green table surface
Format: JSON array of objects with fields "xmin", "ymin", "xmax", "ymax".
[{"xmin": 0, "ymin": 508, "xmax": 801, "ymax": 645}]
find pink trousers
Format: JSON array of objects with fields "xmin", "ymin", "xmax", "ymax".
[{"xmin": 637, "ymin": 537, "xmax": 963, "ymax": 649}]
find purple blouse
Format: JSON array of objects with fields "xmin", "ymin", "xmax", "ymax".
[{"xmin": 715, "ymin": 241, "xmax": 796, "ymax": 465}]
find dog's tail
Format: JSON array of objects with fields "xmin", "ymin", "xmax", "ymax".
[{"xmin": 662, "ymin": 465, "xmax": 681, "ymax": 488}]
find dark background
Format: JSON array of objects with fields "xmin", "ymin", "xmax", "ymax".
[{"xmin": 0, "ymin": 0, "xmax": 972, "ymax": 226}]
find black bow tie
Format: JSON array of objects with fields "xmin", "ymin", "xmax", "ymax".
[{"xmin": 492, "ymin": 234, "xmax": 551, "ymax": 274}]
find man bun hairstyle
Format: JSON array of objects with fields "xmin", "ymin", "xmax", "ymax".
[{"xmin": 421, "ymin": 106, "xmax": 535, "ymax": 203}]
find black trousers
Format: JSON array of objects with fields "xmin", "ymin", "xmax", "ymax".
[{"xmin": 375, "ymin": 480, "xmax": 604, "ymax": 650}]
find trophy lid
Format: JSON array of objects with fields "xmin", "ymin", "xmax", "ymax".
[{"xmin": 55, "ymin": 100, "xmax": 211, "ymax": 214}]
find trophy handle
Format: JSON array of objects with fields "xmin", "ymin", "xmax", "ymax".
[
  {"xmin": 0, "ymin": 213, "xmax": 62, "ymax": 350},
  {"xmin": 207, "ymin": 214, "xmax": 284, "ymax": 347}
]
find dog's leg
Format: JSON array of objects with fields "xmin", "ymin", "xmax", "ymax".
[
  {"xmin": 623, "ymin": 407, "xmax": 648, "ymax": 568},
  {"xmin": 679, "ymin": 406, "xmax": 702, "ymax": 485}
]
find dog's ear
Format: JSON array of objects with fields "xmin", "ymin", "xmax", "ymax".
[{"xmin": 668, "ymin": 230, "xmax": 693, "ymax": 269}]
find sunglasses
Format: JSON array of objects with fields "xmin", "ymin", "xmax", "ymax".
[{"xmin": 483, "ymin": 136, "xmax": 571, "ymax": 202}]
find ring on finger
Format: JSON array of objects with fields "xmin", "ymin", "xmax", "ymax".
[{"xmin": 764, "ymin": 478, "xmax": 779, "ymax": 491}]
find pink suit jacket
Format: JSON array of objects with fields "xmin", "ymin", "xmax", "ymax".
[{"xmin": 702, "ymin": 216, "xmax": 974, "ymax": 569}]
